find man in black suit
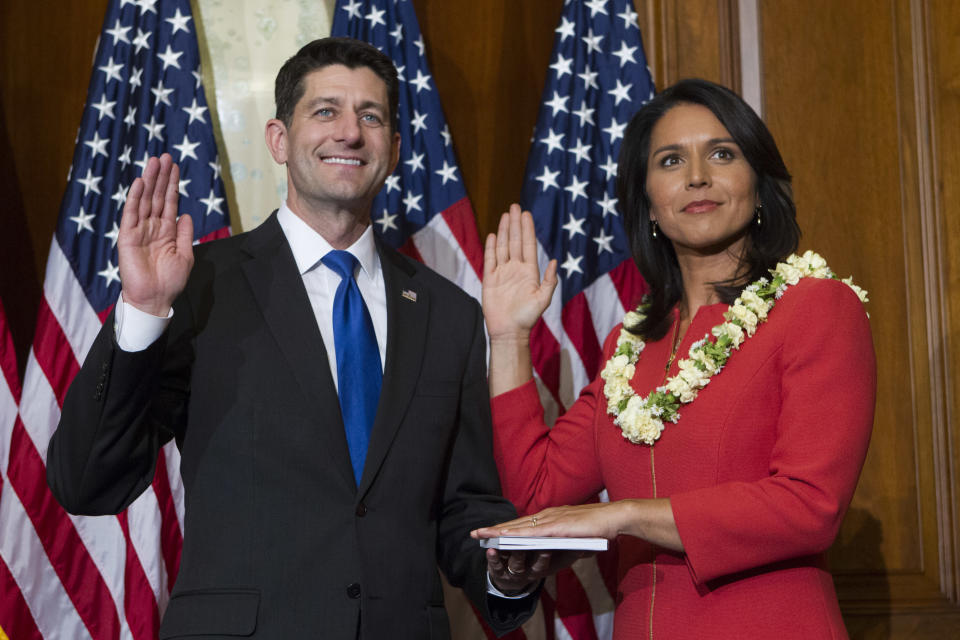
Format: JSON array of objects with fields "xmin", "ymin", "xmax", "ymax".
[{"xmin": 47, "ymin": 37, "xmax": 556, "ymax": 638}]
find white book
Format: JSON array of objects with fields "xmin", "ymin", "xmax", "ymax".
[{"xmin": 478, "ymin": 536, "xmax": 608, "ymax": 551}]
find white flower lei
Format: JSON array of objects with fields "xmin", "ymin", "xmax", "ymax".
[{"xmin": 601, "ymin": 251, "xmax": 869, "ymax": 446}]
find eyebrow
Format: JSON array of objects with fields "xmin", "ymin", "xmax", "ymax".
[
  {"xmin": 651, "ymin": 137, "xmax": 738, "ymax": 156},
  {"xmin": 302, "ymin": 96, "xmax": 387, "ymax": 115}
]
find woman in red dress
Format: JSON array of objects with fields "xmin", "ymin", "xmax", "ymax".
[{"xmin": 473, "ymin": 79, "xmax": 875, "ymax": 639}]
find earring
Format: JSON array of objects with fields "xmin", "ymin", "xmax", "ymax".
[
  {"xmin": 651, "ymin": 219, "xmax": 659, "ymax": 238},
  {"xmin": 754, "ymin": 203, "xmax": 762, "ymax": 226}
]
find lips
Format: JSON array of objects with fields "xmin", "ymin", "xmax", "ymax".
[{"xmin": 682, "ymin": 200, "xmax": 719, "ymax": 213}]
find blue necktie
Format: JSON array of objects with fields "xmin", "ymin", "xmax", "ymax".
[{"xmin": 322, "ymin": 250, "xmax": 382, "ymax": 485}]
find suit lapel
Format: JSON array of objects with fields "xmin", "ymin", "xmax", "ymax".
[
  {"xmin": 358, "ymin": 243, "xmax": 428, "ymax": 495},
  {"xmin": 239, "ymin": 213, "xmax": 357, "ymax": 491}
]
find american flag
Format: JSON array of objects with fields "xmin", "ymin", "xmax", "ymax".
[
  {"xmin": 0, "ymin": 0, "xmax": 230, "ymax": 637},
  {"xmin": 331, "ymin": 0, "xmax": 483, "ymax": 302},
  {"xmin": 519, "ymin": 1, "xmax": 654, "ymax": 639}
]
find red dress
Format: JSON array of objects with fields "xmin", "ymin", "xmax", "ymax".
[{"xmin": 491, "ymin": 278, "xmax": 876, "ymax": 639}]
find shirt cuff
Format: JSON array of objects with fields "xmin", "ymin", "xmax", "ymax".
[
  {"xmin": 114, "ymin": 292, "xmax": 173, "ymax": 352},
  {"xmin": 486, "ymin": 572, "xmax": 540, "ymax": 599}
]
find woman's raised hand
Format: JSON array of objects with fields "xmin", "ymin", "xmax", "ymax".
[
  {"xmin": 117, "ymin": 154, "xmax": 195, "ymax": 317},
  {"xmin": 482, "ymin": 204, "xmax": 558, "ymax": 340}
]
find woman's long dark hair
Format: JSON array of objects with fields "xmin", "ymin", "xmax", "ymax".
[{"xmin": 617, "ymin": 78, "xmax": 800, "ymax": 340}]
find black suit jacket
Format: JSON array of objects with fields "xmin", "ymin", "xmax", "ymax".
[{"xmin": 47, "ymin": 213, "xmax": 535, "ymax": 639}]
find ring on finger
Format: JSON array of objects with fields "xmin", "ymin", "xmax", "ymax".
[
  {"xmin": 531, "ymin": 516, "xmax": 538, "ymax": 527},
  {"xmin": 506, "ymin": 566, "xmax": 521, "ymax": 576}
]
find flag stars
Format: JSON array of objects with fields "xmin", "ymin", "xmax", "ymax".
[
  {"xmin": 166, "ymin": 7, "xmax": 192, "ymax": 34},
  {"xmin": 390, "ymin": 24, "xmax": 403, "ymax": 45},
  {"xmin": 98, "ymin": 260, "xmax": 121, "ymax": 287},
  {"xmin": 435, "ymin": 160, "xmax": 459, "ymax": 185},
  {"xmin": 199, "ymin": 189, "xmax": 225, "ymax": 216},
  {"xmin": 105, "ymin": 222, "xmax": 120, "ymax": 248},
  {"xmin": 550, "ymin": 55, "xmax": 572, "ymax": 79},
  {"xmin": 609, "ymin": 79, "xmax": 632, "ymax": 106},
  {"xmin": 415, "ymin": 36, "xmax": 425, "ymax": 57},
  {"xmin": 99, "ymin": 56, "xmax": 124, "ymax": 84},
  {"xmin": 599, "ymin": 155, "xmax": 618, "ymax": 181},
  {"xmin": 124, "ymin": 105, "xmax": 138, "ymax": 128},
  {"xmin": 151, "ymin": 80, "xmax": 175, "ymax": 106},
  {"xmin": 91, "ymin": 95, "xmax": 116, "ymax": 121},
  {"xmin": 341, "ymin": 0, "xmax": 362, "ymax": 19},
  {"xmin": 410, "ymin": 69, "xmax": 432, "ymax": 93},
  {"xmin": 546, "ymin": 91, "xmax": 568, "ymax": 117},
  {"xmin": 411, "ymin": 110, "xmax": 428, "ymax": 134},
  {"xmin": 137, "ymin": 0, "xmax": 158, "ymax": 14},
  {"xmin": 594, "ymin": 229, "xmax": 615, "ymax": 254},
  {"xmin": 384, "ymin": 174, "xmax": 401, "ymax": 193},
  {"xmin": 613, "ymin": 42, "xmax": 638, "ymax": 68},
  {"xmin": 555, "ymin": 16, "xmax": 575, "ymax": 41},
  {"xmin": 365, "ymin": 7, "xmax": 386, "ymax": 28},
  {"xmin": 119, "ymin": 145, "xmax": 132, "ymax": 169},
  {"xmin": 441, "ymin": 125, "xmax": 452, "ymax": 147},
  {"xmin": 585, "ymin": 0, "xmax": 608, "ymax": 17},
  {"xmin": 405, "ymin": 151, "xmax": 425, "ymax": 173},
  {"xmin": 192, "ymin": 68, "xmax": 203, "ymax": 89},
  {"xmin": 77, "ymin": 169, "xmax": 103, "ymax": 196},
  {"xmin": 597, "ymin": 192, "xmax": 619, "ymax": 217},
  {"xmin": 135, "ymin": 151, "xmax": 150, "ymax": 173},
  {"xmin": 158, "ymin": 45, "xmax": 184, "ymax": 70},
  {"xmin": 174, "ymin": 135, "xmax": 200, "ymax": 161},
  {"xmin": 568, "ymin": 139, "xmax": 592, "ymax": 164},
  {"xmin": 376, "ymin": 210, "xmax": 399, "ymax": 233},
  {"xmin": 618, "ymin": 5, "xmax": 640, "ymax": 28},
  {"xmin": 564, "ymin": 175, "xmax": 588, "ymax": 202},
  {"xmin": 536, "ymin": 166, "xmax": 560, "ymax": 192},
  {"xmin": 578, "ymin": 67, "xmax": 599, "ymax": 91},
  {"xmin": 572, "ymin": 104, "xmax": 596, "ymax": 127},
  {"xmin": 105, "ymin": 19, "xmax": 130, "ymax": 45},
  {"xmin": 182, "ymin": 98, "xmax": 208, "ymax": 124},
  {"xmin": 178, "ymin": 178, "xmax": 191, "ymax": 197},
  {"xmin": 209, "ymin": 159, "xmax": 222, "ymax": 180},
  {"xmin": 143, "ymin": 115, "xmax": 165, "ymax": 142},
  {"xmin": 70, "ymin": 207, "xmax": 96, "ymax": 234},
  {"xmin": 132, "ymin": 29, "xmax": 151, "ymax": 53},
  {"xmin": 403, "ymin": 191, "xmax": 422, "ymax": 213},
  {"xmin": 561, "ymin": 252, "xmax": 583, "ymax": 278},
  {"xmin": 603, "ymin": 118, "xmax": 626, "ymax": 144},
  {"xmin": 562, "ymin": 214, "xmax": 586, "ymax": 239},
  {"xmin": 540, "ymin": 128, "xmax": 564, "ymax": 154},
  {"xmin": 582, "ymin": 29, "xmax": 604, "ymax": 54},
  {"xmin": 111, "ymin": 184, "xmax": 129, "ymax": 210},
  {"xmin": 130, "ymin": 68, "xmax": 143, "ymax": 89}
]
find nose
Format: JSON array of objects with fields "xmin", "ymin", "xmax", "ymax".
[
  {"xmin": 334, "ymin": 115, "xmax": 363, "ymax": 146},
  {"xmin": 685, "ymin": 156, "xmax": 710, "ymax": 189}
]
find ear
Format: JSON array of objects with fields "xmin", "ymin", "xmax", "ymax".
[
  {"xmin": 264, "ymin": 119, "xmax": 288, "ymax": 165},
  {"xmin": 388, "ymin": 131, "xmax": 401, "ymax": 175}
]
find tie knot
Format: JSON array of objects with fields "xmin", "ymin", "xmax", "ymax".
[{"xmin": 322, "ymin": 250, "xmax": 359, "ymax": 281}]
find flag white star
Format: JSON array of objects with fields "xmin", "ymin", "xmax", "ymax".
[
  {"xmin": 434, "ymin": 160, "xmax": 458, "ymax": 185},
  {"xmin": 384, "ymin": 174, "xmax": 401, "ymax": 193},
  {"xmin": 609, "ymin": 79, "xmax": 632, "ymax": 106},
  {"xmin": 209, "ymin": 159, "xmax": 222, "ymax": 180},
  {"xmin": 341, "ymin": 0, "xmax": 362, "ymax": 19},
  {"xmin": 143, "ymin": 115, "xmax": 165, "ymax": 142},
  {"xmin": 405, "ymin": 151, "xmax": 425, "ymax": 173},
  {"xmin": 539, "ymin": 128, "xmax": 564, "ymax": 154},
  {"xmin": 105, "ymin": 221, "xmax": 120, "ymax": 248},
  {"xmin": 174, "ymin": 135, "xmax": 200, "ymax": 161},
  {"xmin": 578, "ymin": 67, "xmax": 599, "ymax": 90},
  {"xmin": 594, "ymin": 229, "xmax": 615, "ymax": 254},
  {"xmin": 403, "ymin": 191, "xmax": 422, "ymax": 212},
  {"xmin": 585, "ymin": 0, "xmax": 608, "ymax": 17},
  {"xmin": 597, "ymin": 192, "xmax": 619, "ymax": 217},
  {"xmin": 550, "ymin": 55, "xmax": 572, "ymax": 79},
  {"xmin": 562, "ymin": 214, "xmax": 586, "ymax": 239},
  {"xmin": 111, "ymin": 183, "xmax": 129, "ymax": 210},
  {"xmin": 152, "ymin": 80, "xmax": 174, "ymax": 106},
  {"xmin": 105, "ymin": 19, "xmax": 130, "ymax": 45},
  {"xmin": 545, "ymin": 91, "xmax": 568, "ymax": 117},
  {"xmin": 395, "ymin": 64, "xmax": 406, "ymax": 80},
  {"xmin": 199, "ymin": 189, "xmax": 224, "ymax": 216},
  {"xmin": 192, "ymin": 68, "xmax": 203, "ymax": 89},
  {"xmin": 138, "ymin": 0, "xmax": 158, "ymax": 13},
  {"xmin": 158, "ymin": 45, "xmax": 183, "ymax": 70},
  {"xmin": 411, "ymin": 110, "xmax": 428, "ymax": 134},
  {"xmin": 415, "ymin": 36, "xmax": 425, "ymax": 56},
  {"xmin": 573, "ymin": 104, "xmax": 596, "ymax": 127},
  {"xmin": 124, "ymin": 105, "xmax": 137, "ymax": 128},
  {"xmin": 560, "ymin": 252, "xmax": 583, "ymax": 278},
  {"xmin": 564, "ymin": 175, "xmax": 588, "ymax": 202},
  {"xmin": 441, "ymin": 125, "xmax": 451, "ymax": 147},
  {"xmin": 613, "ymin": 42, "xmax": 638, "ymax": 68},
  {"xmin": 555, "ymin": 16, "xmax": 575, "ymax": 41},
  {"xmin": 132, "ymin": 29, "xmax": 151, "ymax": 53},
  {"xmin": 376, "ymin": 210, "xmax": 399, "ymax": 232},
  {"xmin": 182, "ymin": 98, "xmax": 208, "ymax": 124},
  {"xmin": 98, "ymin": 260, "xmax": 121, "ymax": 287},
  {"xmin": 130, "ymin": 67, "xmax": 143, "ymax": 89},
  {"xmin": 599, "ymin": 155, "xmax": 618, "ymax": 180},
  {"xmin": 568, "ymin": 139, "xmax": 592, "ymax": 164},
  {"xmin": 91, "ymin": 95, "xmax": 116, "ymax": 121},
  {"xmin": 178, "ymin": 177, "xmax": 191, "ymax": 197},
  {"xmin": 410, "ymin": 69, "xmax": 431, "ymax": 93},
  {"xmin": 166, "ymin": 7, "xmax": 192, "ymax": 34},
  {"xmin": 135, "ymin": 151, "xmax": 150, "ymax": 173},
  {"xmin": 77, "ymin": 169, "xmax": 102, "ymax": 196},
  {"xmin": 603, "ymin": 118, "xmax": 626, "ymax": 144},
  {"xmin": 119, "ymin": 145, "xmax": 132, "ymax": 169},
  {"xmin": 365, "ymin": 7, "xmax": 386, "ymax": 28},
  {"xmin": 535, "ymin": 166, "xmax": 560, "ymax": 192},
  {"xmin": 618, "ymin": 5, "xmax": 640, "ymax": 28},
  {"xmin": 390, "ymin": 24, "xmax": 403, "ymax": 45},
  {"xmin": 582, "ymin": 29, "xmax": 604, "ymax": 54},
  {"xmin": 70, "ymin": 207, "xmax": 95, "ymax": 234},
  {"xmin": 98, "ymin": 56, "xmax": 124, "ymax": 83}
]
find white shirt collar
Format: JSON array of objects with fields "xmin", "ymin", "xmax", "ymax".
[{"xmin": 276, "ymin": 202, "xmax": 379, "ymax": 279}]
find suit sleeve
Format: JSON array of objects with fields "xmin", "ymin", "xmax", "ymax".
[
  {"xmin": 46, "ymin": 294, "xmax": 194, "ymax": 516},
  {"xmin": 671, "ymin": 279, "xmax": 876, "ymax": 584},
  {"xmin": 434, "ymin": 301, "xmax": 539, "ymax": 634}
]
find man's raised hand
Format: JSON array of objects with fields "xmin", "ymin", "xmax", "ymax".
[{"xmin": 117, "ymin": 154, "xmax": 194, "ymax": 316}]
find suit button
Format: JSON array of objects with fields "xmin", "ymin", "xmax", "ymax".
[
  {"xmin": 346, "ymin": 583, "xmax": 361, "ymax": 599},
  {"xmin": 355, "ymin": 502, "xmax": 367, "ymax": 517}
]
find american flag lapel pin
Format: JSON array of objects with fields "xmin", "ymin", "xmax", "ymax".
[{"xmin": 401, "ymin": 289, "xmax": 418, "ymax": 302}]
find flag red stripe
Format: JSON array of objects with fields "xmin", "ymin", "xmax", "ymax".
[
  {"xmin": 116, "ymin": 512, "xmax": 161, "ymax": 640},
  {"xmin": 439, "ymin": 197, "xmax": 484, "ymax": 281},
  {"xmin": 530, "ymin": 320, "xmax": 563, "ymax": 406},
  {"xmin": 0, "ymin": 553, "xmax": 43, "ymax": 640},
  {"xmin": 31, "ymin": 297, "xmax": 80, "ymax": 407},
  {"xmin": 607, "ymin": 259, "xmax": 647, "ymax": 314},
  {"xmin": 152, "ymin": 450, "xmax": 182, "ymax": 591},
  {"xmin": 397, "ymin": 237, "xmax": 425, "ymax": 263},
  {"xmin": 0, "ymin": 301, "xmax": 20, "ymax": 400},
  {"xmin": 561, "ymin": 293, "xmax": 603, "ymax": 380},
  {"xmin": 555, "ymin": 569, "xmax": 600, "ymax": 640},
  {"xmin": 7, "ymin": 417, "xmax": 121, "ymax": 640}
]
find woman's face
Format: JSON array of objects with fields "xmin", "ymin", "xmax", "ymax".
[{"xmin": 644, "ymin": 103, "xmax": 758, "ymax": 258}]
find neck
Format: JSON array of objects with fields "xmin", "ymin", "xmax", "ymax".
[
  {"xmin": 674, "ymin": 246, "xmax": 744, "ymax": 319},
  {"xmin": 286, "ymin": 196, "xmax": 372, "ymax": 250}
]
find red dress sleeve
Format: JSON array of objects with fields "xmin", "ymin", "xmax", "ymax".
[{"xmin": 671, "ymin": 279, "xmax": 876, "ymax": 584}]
